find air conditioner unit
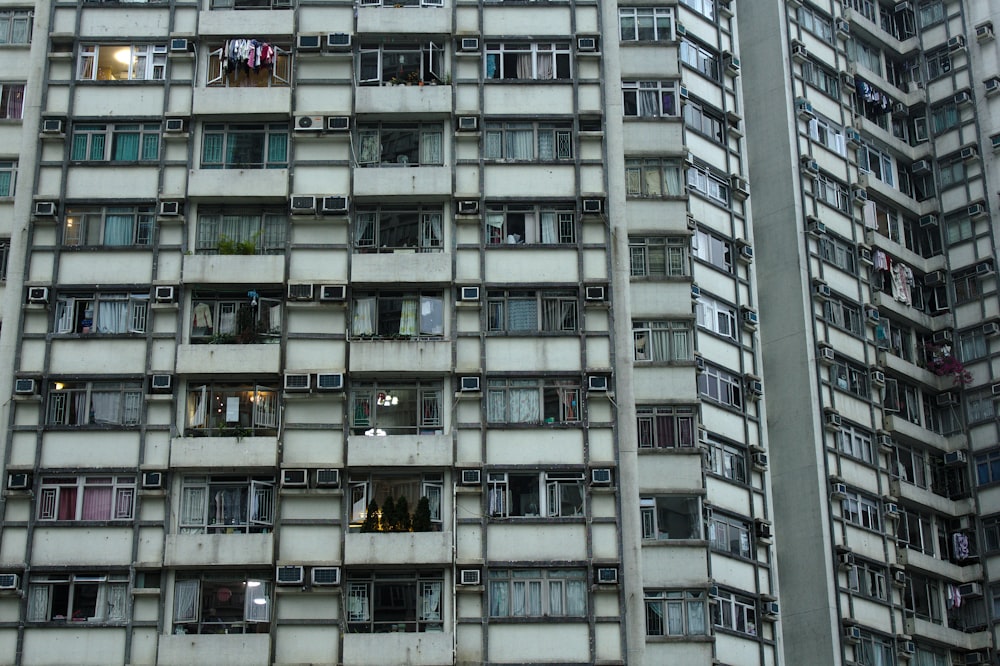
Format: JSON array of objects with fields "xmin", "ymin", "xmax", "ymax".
[
  {"xmin": 319, "ymin": 285, "xmax": 347, "ymax": 302},
  {"xmin": 163, "ymin": 118, "xmax": 186, "ymax": 134},
  {"xmin": 460, "ymin": 376, "xmax": 481, "ymax": 392},
  {"xmin": 460, "ymin": 469, "xmax": 481, "ymax": 485},
  {"xmin": 931, "ymin": 329, "xmax": 952, "ymax": 343},
  {"xmin": 910, "ymin": 159, "xmax": 931, "ymax": 174},
  {"xmin": 577, "ymin": 36, "xmax": 597, "ymax": 52},
  {"xmin": 954, "ymin": 90, "xmax": 972, "ymax": 106},
  {"xmin": 284, "ymin": 373, "xmax": 312, "ymax": 392},
  {"xmin": 142, "ymin": 471, "xmax": 164, "ymax": 489},
  {"xmin": 986, "ymin": 77, "xmax": 1000, "ymax": 96},
  {"xmin": 762, "ymin": 601, "xmax": 779, "ymax": 619},
  {"xmin": 460, "ymin": 286, "xmax": 480, "ymax": 302},
  {"xmin": 27, "ymin": 287, "xmax": 49, "ymax": 304},
  {"xmin": 841, "ymin": 70, "xmax": 856, "ymax": 88},
  {"xmin": 976, "ymin": 22, "xmax": 995, "ymax": 41},
  {"xmin": 924, "ymin": 270, "xmax": 945, "ymax": 286},
  {"xmin": 596, "ymin": 567, "xmax": 619, "ymax": 584},
  {"xmin": 836, "ymin": 17, "xmax": 850, "ymax": 37},
  {"xmin": 42, "ymin": 119, "xmax": 63, "ymax": 134},
  {"xmin": 742, "ymin": 307, "xmax": 759, "ymax": 327},
  {"xmin": 738, "ymin": 244, "xmax": 753, "ymax": 262},
  {"xmin": 947, "ymin": 35, "xmax": 966, "ymax": 51},
  {"xmin": 591, "ymin": 468, "xmax": 612, "ymax": 485},
  {"xmin": 457, "ymin": 200, "xmax": 479, "ymax": 216},
  {"xmin": 457, "ymin": 116, "xmax": 479, "ymax": 131},
  {"xmin": 723, "ymin": 51, "xmax": 741, "ymax": 75},
  {"xmin": 944, "ymin": 449, "xmax": 967, "ymax": 465},
  {"xmin": 967, "ymin": 203, "xmax": 986, "ymax": 219},
  {"xmin": 852, "ymin": 186, "xmax": 868, "ymax": 203},
  {"xmin": 958, "ymin": 582, "xmax": 982, "ymax": 597},
  {"xmin": 993, "ymin": 382, "xmax": 1000, "ymax": 396},
  {"xmin": 588, "ymin": 375, "xmax": 609, "ymax": 392},
  {"xmin": 752, "ymin": 451, "xmax": 768, "ymax": 470},
  {"xmin": 0, "ymin": 574, "xmax": 20, "ymax": 590},
  {"xmin": 159, "ymin": 200, "xmax": 181, "ymax": 217},
  {"xmin": 894, "ymin": 1, "xmax": 911, "ymax": 11},
  {"xmin": 745, "ymin": 376, "xmax": 763, "ymax": 396},
  {"xmin": 858, "ymin": 247, "xmax": 873, "ymax": 264},
  {"xmin": 966, "ymin": 652, "xmax": 986, "ymax": 665},
  {"xmin": 870, "ymin": 369, "xmax": 885, "ymax": 385},
  {"xmin": 864, "ymin": 306, "xmax": 879, "ymax": 323},
  {"xmin": 150, "ymin": 374, "xmax": 173, "ymax": 392},
  {"xmin": 791, "ymin": 41, "xmax": 808, "ymax": 62},
  {"xmin": 802, "ymin": 159, "xmax": 819, "ymax": 175},
  {"xmin": 320, "ymin": 196, "xmax": 348, "ymax": 214},
  {"xmin": 276, "ymin": 565, "xmax": 305, "ymax": 585},
  {"xmin": 819, "ymin": 345, "xmax": 835, "ymax": 363},
  {"xmin": 585, "ymin": 285, "xmax": 606, "ymax": 301},
  {"xmin": 731, "ymin": 175, "xmax": 750, "ymax": 200},
  {"xmin": 460, "ymin": 37, "xmax": 480, "ymax": 52},
  {"xmin": 14, "ymin": 378, "xmax": 36, "ymax": 395},
  {"xmin": 679, "ymin": 85, "xmax": 689, "ymax": 99},
  {"xmin": 844, "ymin": 625, "xmax": 862, "ymax": 643},
  {"xmin": 936, "ymin": 391, "xmax": 957, "ymax": 406},
  {"xmin": 326, "ymin": 116, "xmax": 349, "ymax": 132},
  {"xmin": 170, "ymin": 38, "xmax": 191, "ymax": 52},
  {"xmin": 582, "ymin": 198, "xmax": 604, "ymax": 214},
  {"xmin": 892, "ymin": 568, "xmax": 907, "ymax": 586},
  {"xmin": 297, "ymin": 34, "xmax": 322, "ymax": 51},
  {"xmin": 315, "ymin": 373, "xmax": 344, "ymax": 391},
  {"xmin": 6, "ymin": 473, "xmax": 30, "ymax": 490},
  {"xmin": 676, "ymin": 22, "xmax": 686, "ymax": 36},
  {"xmin": 287, "ymin": 283, "xmax": 314, "ymax": 301},
  {"xmin": 824, "ymin": 410, "xmax": 842, "ymax": 430},
  {"xmin": 916, "ymin": 213, "xmax": 937, "ymax": 228},
  {"xmin": 154, "ymin": 286, "xmax": 175, "ymax": 303},
  {"xmin": 282, "ymin": 469, "xmax": 309, "ymax": 487},
  {"xmin": 976, "ymin": 261, "xmax": 994, "ymax": 275},
  {"xmin": 315, "ymin": 469, "xmax": 340, "ymax": 488},
  {"xmin": 838, "ymin": 551, "xmax": 855, "ymax": 568},
  {"xmin": 289, "ymin": 196, "xmax": 317, "ymax": 214},
  {"xmin": 877, "ymin": 433, "xmax": 893, "ymax": 450},
  {"xmin": 691, "ymin": 284, "xmax": 701, "ymax": 299},
  {"xmin": 755, "ymin": 519, "xmax": 773, "ymax": 541},
  {"xmin": 295, "ymin": 115, "xmax": 325, "ymax": 132},
  {"xmin": 961, "ymin": 146, "xmax": 978, "ymax": 161},
  {"xmin": 892, "ymin": 101, "xmax": 907, "ymax": 117},
  {"xmin": 884, "ymin": 502, "xmax": 900, "ymax": 517},
  {"xmin": 34, "ymin": 201, "xmax": 56, "ymax": 217},
  {"xmin": 897, "ymin": 638, "xmax": 915, "ymax": 655},
  {"xmin": 459, "ymin": 569, "xmax": 481, "ymax": 585},
  {"xmin": 694, "ymin": 354, "xmax": 705, "ymax": 372},
  {"xmin": 327, "ymin": 33, "xmax": 351, "ymax": 50},
  {"xmin": 795, "ymin": 98, "xmax": 814, "ymax": 120},
  {"xmin": 310, "ymin": 566, "xmax": 340, "ymax": 586},
  {"xmin": 814, "ymin": 282, "xmax": 831, "ymax": 299},
  {"xmin": 983, "ymin": 322, "xmax": 1000, "ymax": 336}
]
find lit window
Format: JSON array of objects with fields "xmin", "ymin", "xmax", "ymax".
[
  {"xmin": 173, "ymin": 573, "xmax": 271, "ymax": 634},
  {"xmin": 77, "ymin": 44, "xmax": 167, "ymax": 81},
  {"xmin": 46, "ymin": 381, "xmax": 143, "ymax": 426},
  {"xmin": 350, "ymin": 380, "xmax": 443, "ymax": 435},
  {"xmin": 179, "ymin": 475, "xmax": 274, "ymax": 534},
  {"xmin": 185, "ymin": 381, "xmax": 280, "ymax": 437},
  {"xmin": 347, "ymin": 472, "xmax": 443, "ymax": 527}
]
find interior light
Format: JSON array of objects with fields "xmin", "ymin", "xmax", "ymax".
[
  {"xmin": 253, "ymin": 598, "xmax": 267, "ymax": 605},
  {"xmin": 114, "ymin": 48, "xmax": 133, "ymax": 65},
  {"xmin": 54, "ymin": 382, "xmax": 65, "ymax": 391},
  {"xmin": 246, "ymin": 581, "xmax": 261, "ymax": 588}
]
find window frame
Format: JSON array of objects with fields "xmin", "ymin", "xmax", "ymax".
[
  {"xmin": 27, "ymin": 574, "xmax": 129, "ymax": 624},
  {"xmin": 636, "ymin": 405, "xmax": 697, "ymax": 450},
  {"xmin": 0, "ymin": 160, "xmax": 15, "ymax": 197},
  {"xmin": 184, "ymin": 381, "xmax": 280, "ymax": 436},
  {"xmin": 488, "ymin": 568, "xmax": 587, "ymax": 618},
  {"xmin": 346, "ymin": 571, "xmax": 444, "ymax": 632},
  {"xmin": 644, "ymin": 590, "xmax": 708, "ymax": 637},
  {"xmin": 823, "ymin": 297, "xmax": 864, "ymax": 335},
  {"xmin": 640, "ymin": 495, "xmax": 702, "ymax": 541},
  {"xmin": 487, "ymin": 471, "xmax": 585, "ymax": 519},
  {"xmin": 705, "ymin": 436, "xmax": 748, "ymax": 483},
  {"xmin": 837, "ymin": 423, "xmax": 875, "ymax": 464},
  {"xmin": 830, "ymin": 356, "xmax": 870, "ymax": 398},
  {"xmin": 697, "ymin": 364, "xmax": 744, "ymax": 409},
  {"xmin": 349, "ymin": 380, "xmax": 443, "ymax": 435},
  {"xmin": 63, "ymin": 205, "xmax": 156, "ymax": 248},
  {"xmin": 483, "ymin": 121, "xmax": 573, "ymax": 161},
  {"xmin": 354, "ymin": 204, "xmax": 444, "ymax": 253},
  {"xmin": 352, "ymin": 291, "xmax": 445, "ymax": 338},
  {"xmin": 692, "ymin": 229, "xmax": 733, "ymax": 272},
  {"xmin": 842, "ymin": 489, "xmax": 882, "ymax": 531},
  {"xmin": 37, "ymin": 475, "xmax": 136, "ymax": 521},
  {"xmin": 207, "ymin": 42, "xmax": 290, "ymax": 87},
  {"xmin": 356, "ymin": 121, "xmax": 444, "ymax": 167},
  {"xmin": 178, "ymin": 474, "xmax": 275, "ymax": 534},
  {"xmin": 485, "ymin": 203, "xmax": 576, "ymax": 245},
  {"xmin": 486, "ymin": 377, "xmax": 581, "ymax": 425},
  {"xmin": 847, "ymin": 559, "xmax": 888, "ymax": 601},
  {"xmin": 54, "ymin": 292, "xmax": 149, "ymax": 335},
  {"xmin": 201, "ymin": 122, "xmax": 289, "ymax": 169},
  {"xmin": 195, "ymin": 208, "xmax": 287, "ymax": 255},
  {"xmin": 629, "ymin": 236, "xmax": 689, "ymax": 278},
  {"xmin": 679, "ymin": 39, "xmax": 719, "ymax": 81},
  {"xmin": 46, "ymin": 380, "xmax": 144, "ymax": 426},
  {"xmin": 0, "ymin": 10, "xmax": 32, "ymax": 45},
  {"xmin": 189, "ymin": 291, "xmax": 283, "ymax": 343},
  {"xmin": 69, "ymin": 123, "xmax": 161, "ymax": 163},
  {"xmin": 618, "ymin": 7, "xmax": 674, "ymax": 42},
  {"xmin": 484, "ymin": 42, "xmax": 572, "ymax": 81},
  {"xmin": 684, "ymin": 98, "xmax": 726, "ymax": 143},
  {"xmin": 712, "ymin": 589, "xmax": 758, "ymax": 636},
  {"xmin": 686, "ymin": 162, "xmax": 730, "ymax": 205},
  {"xmin": 173, "ymin": 572, "xmax": 271, "ymax": 634},
  {"xmin": 487, "ymin": 289, "xmax": 578, "ymax": 334},
  {"xmin": 625, "ymin": 158, "xmax": 684, "ymax": 198},
  {"xmin": 707, "ymin": 512, "xmax": 752, "ymax": 558},
  {"xmin": 632, "ymin": 320, "xmax": 694, "ymax": 363},
  {"xmin": 696, "ymin": 294, "xmax": 737, "ymax": 340},
  {"xmin": 0, "ymin": 82, "xmax": 24, "ymax": 119},
  {"xmin": 622, "ymin": 80, "xmax": 679, "ymax": 118},
  {"xmin": 77, "ymin": 44, "xmax": 167, "ymax": 81}
]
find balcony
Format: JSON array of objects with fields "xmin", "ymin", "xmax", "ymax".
[
  {"xmin": 157, "ymin": 634, "xmax": 270, "ymax": 666},
  {"xmin": 164, "ymin": 533, "xmax": 273, "ymax": 567},
  {"xmin": 344, "ymin": 531, "xmax": 451, "ymax": 565},
  {"xmin": 342, "ymin": 632, "xmax": 452, "ymax": 666},
  {"xmin": 183, "ymin": 254, "xmax": 285, "ymax": 284},
  {"xmin": 351, "ymin": 251, "xmax": 451, "ymax": 283},
  {"xmin": 354, "ymin": 85, "xmax": 451, "ymax": 115},
  {"xmin": 170, "ymin": 436, "xmax": 279, "ymax": 468},
  {"xmin": 347, "ymin": 433, "xmax": 451, "ymax": 467}
]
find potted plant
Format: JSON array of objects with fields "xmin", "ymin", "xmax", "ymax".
[
  {"xmin": 361, "ymin": 499, "xmax": 381, "ymax": 532},
  {"xmin": 412, "ymin": 496, "xmax": 432, "ymax": 532}
]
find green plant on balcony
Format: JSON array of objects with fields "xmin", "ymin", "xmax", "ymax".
[
  {"xmin": 412, "ymin": 496, "xmax": 432, "ymax": 532},
  {"xmin": 361, "ymin": 499, "xmax": 381, "ymax": 532},
  {"xmin": 217, "ymin": 231, "xmax": 260, "ymax": 255}
]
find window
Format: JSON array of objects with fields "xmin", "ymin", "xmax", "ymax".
[
  {"xmin": 636, "ymin": 405, "xmax": 697, "ymax": 449},
  {"xmin": 679, "ymin": 0, "xmax": 715, "ymax": 20},
  {"xmin": 903, "ymin": 573, "xmax": 942, "ymax": 623},
  {"xmin": 619, "ymin": 7, "xmax": 673, "ymax": 42},
  {"xmin": 202, "ymin": 123, "xmax": 288, "ymax": 169},
  {"xmin": 842, "ymin": 490, "xmax": 881, "ymax": 530},
  {"xmin": 924, "ymin": 48, "xmax": 951, "ymax": 80},
  {"xmin": 965, "ymin": 389, "xmax": 996, "ymax": 425},
  {"xmin": 347, "ymin": 571, "xmax": 443, "ymax": 631},
  {"xmin": 893, "ymin": 445, "xmax": 928, "ymax": 487},
  {"xmin": 707, "ymin": 513, "xmax": 751, "ymax": 557},
  {"xmin": 698, "ymin": 364, "xmax": 743, "ymax": 409},
  {"xmin": 70, "ymin": 123, "xmax": 160, "ymax": 162},
  {"xmin": 680, "ymin": 40, "xmax": 719, "ymax": 81},
  {"xmin": 692, "ymin": 229, "xmax": 732, "ymax": 272},
  {"xmin": 355, "ymin": 205, "xmax": 443, "ymax": 252},
  {"xmin": 957, "ymin": 328, "xmax": 987, "ymax": 363},
  {"xmin": 847, "ymin": 560, "xmax": 887, "ymax": 601},
  {"xmin": 856, "ymin": 630, "xmax": 895, "ymax": 666},
  {"xmin": 488, "ymin": 569, "xmax": 586, "ymax": 618},
  {"xmin": 625, "ymin": 158, "xmax": 684, "ymax": 198},
  {"xmin": 208, "ymin": 41, "xmax": 290, "ymax": 87},
  {"xmin": 802, "ymin": 59, "xmax": 839, "ymax": 98},
  {"xmin": 706, "ymin": 436, "xmax": 748, "ymax": 483},
  {"xmin": 807, "ymin": 117, "xmax": 847, "ymax": 156},
  {"xmin": 27, "ymin": 574, "xmax": 129, "ymax": 623},
  {"xmin": 633, "ymin": 320, "xmax": 693, "ymax": 362},
  {"xmin": 0, "ymin": 160, "xmax": 15, "ymax": 196},
  {"xmin": 486, "ymin": 378, "xmax": 580, "ymax": 424},
  {"xmin": 54, "ymin": 292, "xmax": 149, "ymax": 334},
  {"xmin": 687, "ymin": 163, "xmax": 730, "ymax": 205},
  {"xmin": 876, "ymin": 318, "xmax": 914, "ymax": 361},
  {"xmin": 975, "ymin": 450, "xmax": 1000, "ymax": 486},
  {"xmin": 0, "ymin": 238, "xmax": 8, "ymax": 280},
  {"xmin": 640, "ymin": 496, "xmax": 700, "ymax": 540},
  {"xmin": 684, "ymin": 99, "xmax": 725, "ymax": 142},
  {"xmin": 350, "ymin": 381, "xmax": 442, "ymax": 435},
  {"xmin": 173, "ymin": 572, "xmax": 271, "ymax": 634},
  {"xmin": 830, "ymin": 357, "xmax": 869, "ymax": 397},
  {"xmin": 645, "ymin": 590, "xmax": 708, "ymax": 637},
  {"xmin": 488, "ymin": 289, "xmax": 577, "ymax": 333},
  {"xmin": 0, "ymin": 10, "xmax": 31, "ymax": 44},
  {"xmin": 898, "ymin": 508, "xmax": 935, "ymax": 555},
  {"xmin": 487, "ymin": 471, "xmax": 584, "ymax": 518},
  {"xmin": 78, "ymin": 44, "xmax": 166, "ymax": 81},
  {"xmin": 359, "ymin": 41, "xmax": 443, "ymax": 85},
  {"xmin": 357, "ymin": 122, "xmax": 442, "ymax": 166},
  {"xmin": 819, "ymin": 235, "xmax": 858, "ymax": 274},
  {"xmin": 0, "ymin": 82, "xmax": 24, "ymax": 119},
  {"xmin": 190, "ymin": 291, "xmax": 282, "ymax": 343},
  {"xmin": 983, "ymin": 517, "xmax": 1000, "ymax": 552},
  {"xmin": 348, "ymin": 473, "xmax": 443, "ymax": 527},
  {"xmin": 851, "ymin": 39, "xmax": 883, "ymax": 77},
  {"xmin": 47, "ymin": 381, "xmax": 143, "ymax": 426},
  {"xmin": 917, "ymin": 0, "xmax": 944, "ymax": 27},
  {"xmin": 623, "ymin": 81, "xmax": 678, "ymax": 118},
  {"xmin": 858, "ymin": 141, "xmax": 895, "ymax": 187},
  {"xmin": 837, "ymin": 424, "xmax": 875, "ymax": 464},
  {"xmin": 484, "ymin": 121, "xmax": 572, "ymax": 161},
  {"xmin": 212, "ymin": 0, "xmax": 293, "ymax": 8},
  {"xmin": 352, "ymin": 291, "xmax": 443, "ymax": 338},
  {"xmin": 63, "ymin": 205, "xmax": 154, "ymax": 247},
  {"xmin": 485, "ymin": 203, "xmax": 576, "ymax": 245},
  {"xmin": 798, "ymin": 5, "xmax": 834, "ymax": 42},
  {"xmin": 37, "ymin": 475, "xmax": 136, "ymax": 521},
  {"xmin": 814, "ymin": 173, "xmax": 850, "ymax": 213},
  {"xmin": 930, "ymin": 102, "xmax": 959, "ymax": 135},
  {"xmin": 712, "ymin": 589, "xmax": 757, "ymax": 636},
  {"xmin": 359, "ymin": 0, "xmax": 442, "ymax": 6},
  {"xmin": 196, "ymin": 208, "xmax": 286, "ymax": 255},
  {"xmin": 937, "ymin": 158, "xmax": 965, "ymax": 190},
  {"xmin": 485, "ymin": 42, "xmax": 571, "ymax": 80},
  {"xmin": 913, "ymin": 645, "xmax": 949, "ymax": 666},
  {"xmin": 185, "ymin": 382, "xmax": 279, "ymax": 436},
  {"xmin": 823, "ymin": 297, "xmax": 863, "ymax": 335},
  {"xmin": 944, "ymin": 211, "xmax": 974, "ymax": 245},
  {"xmin": 696, "ymin": 294, "xmax": 737, "ymax": 339},
  {"xmin": 630, "ymin": 236, "xmax": 688, "ymax": 278},
  {"xmin": 179, "ymin": 475, "xmax": 274, "ymax": 534},
  {"xmin": 952, "ymin": 267, "xmax": 981, "ymax": 304}
]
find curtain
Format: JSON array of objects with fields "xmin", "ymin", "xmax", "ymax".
[
  {"xmin": 245, "ymin": 582, "xmax": 269, "ymax": 622},
  {"xmin": 649, "ymin": 329, "xmax": 671, "ymax": 361},
  {"xmin": 202, "ymin": 133, "xmax": 223, "ymax": 164},
  {"xmin": 508, "ymin": 383, "xmax": 540, "ymax": 422},
  {"xmin": 261, "ymin": 214, "xmax": 286, "ymax": 251},
  {"xmin": 484, "ymin": 131, "xmax": 502, "ymax": 159},
  {"xmin": 353, "ymin": 298, "xmax": 375, "ymax": 336},
  {"xmin": 507, "ymin": 299, "xmax": 537, "ymax": 331},
  {"xmin": 548, "ymin": 580, "xmax": 563, "ymax": 615},
  {"xmin": 59, "ymin": 488, "xmax": 77, "ymax": 520},
  {"xmin": 28, "ymin": 586, "xmax": 49, "ymax": 622},
  {"xmin": 96, "ymin": 299, "xmax": 128, "ymax": 333},
  {"xmin": 565, "ymin": 579, "xmax": 585, "ymax": 615},
  {"xmin": 538, "ymin": 132, "xmax": 554, "ymax": 160},
  {"xmin": 142, "ymin": 133, "xmax": 159, "ymax": 160},
  {"xmin": 488, "ymin": 581, "xmax": 507, "ymax": 616},
  {"xmin": 399, "ymin": 298, "xmax": 418, "ymax": 336},
  {"xmin": 192, "ymin": 386, "xmax": 207, "ymax": 427},
  {"xmin": 90, "ymin": 391, "xmax": 122, "ymax": 424},
  {"xmin": 113, "ymin": 132, "xmax": 140, "ymax": 161},
  {"xmin": 174, "ymin": 580, "xmax": 199, "ymax": 622},
  {"xmin": 74, "ymin": 392, "xmax": 88, "ymax": 425},
  {"xmin": 106, "ymin": 583, "xmax": 128, "ymax": 622},
  {"xmin": 516, "ymin": 54, "xmax": 532, "ymax": 79},
  {"xmin": 664, "ymin": 165, "xmax": 682, "ymax": 195},
  {"xmin": 0, "ymin": 171, "xmax": 9, "ymax": 196},
  {"xmin": 103, "ymin": 213, "xmax": 134, "ymax": 246},
  {"xmin": 267, "ymin": 133, "xmax": 287, "ymax": 165},
  {"xmin": 688, "ymin": 599, "xmax": 706, "ymax": 634},
  {"xmin": 420, "ymin": 582, "xmax": 442, "ymax": 621},
  {"xmin": 486, "ymin": 213, "xmax": 504, "ymax": 244},
  {"xmin": 420, "ymin": 131, "xmax": 442, "ymax": 165},
  {"xmin": 421, "ymin": 214, "xmax": 442, "ymax": 249},
  {"xmin": 486, "ymin": 54, "xmax": 498, "ymax": 78},
  {"xmin": 358, "ymin": 131, "xmax": 380, "ymax": 164},
  {"xmin": 355, "ymin": 213, "xmax": 376, "ymax": 247},
  {"xmin": 180, "ymin": 486, "xmax": 207, "ymax": 531},
  {"xmin": 512, "ymin": 581, "xmax": 526, "ymax": 616},
  {"xmin": 540, "ymin": 212, "xmax": 556, "ymax": 243},
  {"xmin": 507, "ymin": 127, "xmax": 534, "ymax": 160},
  {"xmin": 667, "ymin": 600, "xmax": 684, "ymax": 635},
  {"xmin": 419, "ymin": 296, "xmax": 443, "ymax": 335},
  {"xmin": 644, "ymin": 166, "xmax": 663, "ymax": 196},
  {"xmin": 536, "ymin": 53, "xmax": 553, "ymax": 79},
  {"xmin": 638, "ymin": 82, "xmax": 659, "ymax": 116},
  {"xmin": 81, "ymin": 486, "xmax": 111, "ymax": 520}
]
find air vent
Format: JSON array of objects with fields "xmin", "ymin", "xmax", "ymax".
[
  {"xmin": 315, "ymin": 469, "xmax": 340, "ymax": 488},
  {"xmin": 596, "ymin": 567, "xmax": 619, "ymax": 584},
  {"xmin": 297, "ymin": 34, "xmax": 322, "ymax": 51},
  {"xmin": 164, "ymin": 118, "xmax": 186, "ymax": 133},
  {"xmin": 460, "ymin": 469, "xmax": 481, "ymax": 485},
  {"xmin": 316, "ymin": 373, "xmax": 344, "ymax": 391},
  {"xmin": 276, "ymin": 565, "xmax": 305, "ymax": 585},
  {"xmin": 319, "ymin": 285, "xmax": 347, "ymax": 302},
  {"xmin": 14, "ymin": 378, "xmax": 36, "ymax": 395},
  {"xmin": 460, "ymin": 37, "xmax": 480, "ymax": 52},
  {"xmin": 311, "ymin": 567, "xmax": 341, "ymax": 586},
  {"xmin": 591, "ymin": 468, "xmax": 612, "ymax": 485}
]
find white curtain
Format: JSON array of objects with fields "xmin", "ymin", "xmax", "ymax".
[
  {"xmin": 516, "ymin": 53, "xmax": 532, "ymax": 79},
  {"xmin": 106, "ymin": 583, "xmax": 128, "ymax": 621},
  {"xmin": 180, "ymin": 486, "xmax": 206, "ymax": 532},
  {"xmin": 96, "ymin": 299, "xmax": 128, "ymax": 333},
  {"xmin": 664, "ymin": 166, "xmax": 682, "ymax": 196},
  {"xmin": 55, "ymin": 299, "xmax": 75, "ymax": 333},
  {"xmin": 192, "ymin": 386, "xmax": 207, "ymax": 428},
  {"xmin": 508, "ymin": 383, "xmax": 540, "ymax": 423},
  {"xmin": 565, "ymin": 579, "xmax": 586, "ymax": 615},
  {"xmin": 638, "ymin": 82, "xmax": 659, "ymax": 116},
  {"xmin": 420, "ymin": 582, "xmax": 442, "ymax": 621},
  {"xmin": 103, "ymin": 213, "xmax": 133, "ymax": 246},
  {"xmin": 489, "ymin": 581, "xmax": 507, "ymax": 616},
  {"xmin": 507, "ymin": 299, "xmax": 537, "ymax": 331},
  {"xmin": 74, "ymin": 393, "xmax": 88, "ymax": 425},
  {"xmin": 358, "ymin": 131, "xmax": 380, "ymax": 164},
  {"xmin": 244, "ymin": 581, "xmax": 269, "ymax": 622},
  {"xmin": 507, "ymin": 127, "xmax": 534, "ymax": 160},
  {"xmin": 540, "ymin": 212, "xmax": 556, "ymax": 243},
  {"xmin": 27, "ymin": 585, "xmax": 49, "ymax": 621},
  {"xmin": 420, "ymin": 131, "xmax": 442, "ymax": 165},
  {"xmin": 536, "ymin": 53, "xmax": 553, "ymax": 79},
  {"xmin": 399, "ymin": 298, "xmax": 418, "ymax": 336},
  {"xmin": 484, "ymin": 131, "xmax": 503, "ymax": 159},
  {"xmin": 353, "ymin": 298, "xmax": 375, "ymax": 336},
  {"xmin": 174, "ymin": 580, "xmax": 199, "ymax": 622},
  {"xmin": 548, "ymin": 580, "xmax": 564, "ymax": 615},
  {"xmin": 688, "ymin": 599, "xmax": 706, "ymax": 634}
]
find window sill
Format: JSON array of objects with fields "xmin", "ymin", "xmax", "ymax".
[
  {"xmin": 75, "ymin": 80, "xmax": 167, "ymax": 85},
  {"xmin": 638, "ymin": 447, "xmax": 700, "ymax": 455},
  {"xmin": 485, "ymin": 243, "xmax": 577, "ymax": 249},
  {"xmin": 68, "ymin": 161, "xmax": 159, "ymax": 167},
  {"xmin": 487, "ymin": 516, "xmax": 586, "ymax": 524},
  {"xmin": 623, "ymin": 115, "xmax": 682, "ymax": 122},
  {"xmin": 43, "ymin": 425, "xmax": 142, "ymax": 431},
  {"xmin": 641, "ymin": 538, "xmax": 707, "ymax": 548},
  {"xmin": 27, "ymin": 621, "xmax": 128, "ymax": 627},
  {"xmin": 625, "ymin": 194, "xmax": 687, "ymax": 202},
  {"xmin": 645, "ymin": 634, "xmax": 713, "ymax": 643},
  {"xmin": 485, "ymin": 421, "xmax": 583, "ymax": 429}
]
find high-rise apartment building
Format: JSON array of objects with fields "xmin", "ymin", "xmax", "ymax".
[
  {"xmin": 743, "ymin": 1, "xmax": 1000, "ymax": 665},
  {"xmin": 0, "ymin": 0, "xmax": 995, "ymax": 664}
]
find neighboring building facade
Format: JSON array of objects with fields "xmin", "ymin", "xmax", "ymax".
[{"xmin": 743, "ymin": 0, "xmax": 1000, "ymax": 665}]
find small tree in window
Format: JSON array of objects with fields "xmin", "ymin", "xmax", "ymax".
[
  {"xmin": 393, "ymin": 496, "xmax": 412, "ymax": 532},
  {"xmin": 361, "ymin": 499, "xmax": 381, "ymax": 532},
  {"xmin": 412, "ymin": 496, "xmax": 432, "ymax": 532},
  {"xmin": 381, "ymin": 496, "xmax": 397, "ymax": 531}
]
